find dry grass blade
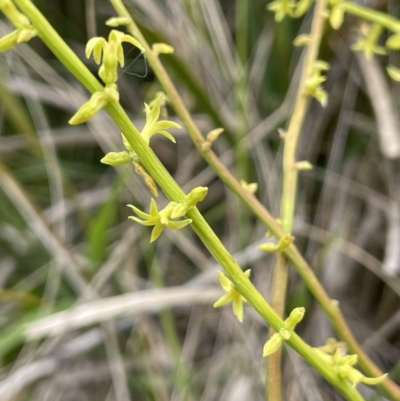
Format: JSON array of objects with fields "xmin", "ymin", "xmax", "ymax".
[{"xmin": 25, "ymin": 287, "xmax": 222, "ymax": 340}]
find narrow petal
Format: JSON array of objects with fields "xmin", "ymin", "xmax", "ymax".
[
  {"xmin": 167, "ymin": 219, "xmax": 192, "ymax": 230},
  {"xmin": 232, "ymin": 295, "xmax": 244, "ymax": 322},
  {"xmin": 86, "ymin": 37, "xmax": 106, "ymax": 63},
  {"xmin": 152, "ymin": 121, "xmax": 181, "ymax": 131},
  {"xmin": 126, "ymin": 204, "xmax": 151, "ymax": 220},
  {"xmin": 149, "ymin": 198, "xmax": 159, "ymax": 217},
  {"xmin": 217, "ymin": 271, "xmax": 232, "ymax": 293},
  {"xmin": 148, "ymin": 100, "xmax": 161, "ymax": 126},
  {"xmin": 128, "ymin": 216, "xmax": 157, "ymax": 226},
  {"xmin": 150, "ymin": 223, "xmax": 164, "ymax": 242},
  {"xmin": 361, "ymin": 373, "xmax": 388, "ymax": 386},
  {"xmin": 154, "ymin": 131, "xmax": 176, "ymax": 143},
  {"xmin": 213, "ymin": 293, "xmax": 233, "ymax": 308},
  {"xmin": 122, "ymin": 34, "xmax": 145, "ymax": 52},
  {"xmin": 117, "ymin": 44, "xmax": 124, "ymax": 67}
]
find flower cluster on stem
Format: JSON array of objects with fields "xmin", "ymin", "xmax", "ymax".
[
  {"xmin": 315, "ymin": 338, "xmax": 388, "ymax": 388},
  {"xmin": 69, "ymin": 29, "xmax": 144, "ymax": 125},
  {"xmin": 0, "ymin": 0, "xmax": 37, "ymax": 51},
  {"xmin": 127, "ymin": 187, "xmax": 208, "ymax": 242}
]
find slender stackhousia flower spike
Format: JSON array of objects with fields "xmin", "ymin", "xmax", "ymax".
[
  {"xmin": 0, "ymin": 0, "xmax": 37, "ymax": 51},
  {"xmin": 141, "ymin": 94, "xmax": 181, "ymax": 145},
  {"xmin": 351, "ymin": 23, "xmax": 386, "ymax": 60},
  {"xmin": 213, "ymin": 270, "xmax": 250, "ymax": 322}
]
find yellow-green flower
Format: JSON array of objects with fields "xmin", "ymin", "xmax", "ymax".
[
  {"xmin": 314, "ymin": 343, "xmax": 387, "ymax": 388},
  {"xmin": 267, "ymin": 0, "xmax": 296, "ymax": 22},
  {"xmin": 213, "ymin": 270, "xmax": 250, "ymax": 322},
  {"xmin": 127, "ymin": 199, "xmax": 192, "ymax": 242},
  {"xmin": 141, "ymin": 94, "xmax": 181, "ymax": 144},
  {"xmin": 351, "ymin": 24, "xmax": 386, "ymax": 60},
  {"xmin": 86, "ymin": 29, "xmax": 144, "ymax": 85},
  {"xmin": 263, "ymin": 307, "xmax": 305, "ymax": 356},
  {"xmin": 304, "ymin": 60, "xmax": 330, "ymax": 107}
]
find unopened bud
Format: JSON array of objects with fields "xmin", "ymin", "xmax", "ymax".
[
  {"xmin": 152, "ymin": 42, "xmax": 174, "ymax": 55},
  {"xmin": 284, "ymin": 307, "xmax": 305, "ymax": 331},
  {"xmin": 206, "ymin": 128, "xmax": 224, "ymax": 143},
  {"xmin": 69, "ymin": 91, "xmax": 108, "ymax": 125},
  {"xmin": 293, "ymin": 34, "xmax": 311, "ymax": 46},
  {"xmin": 105, "ymin": 17, "xmax": 130, "ymax": 27},
  {"xmin": 185, "ymin": 187, "xmax": 208, "ymax": 208},
  {"xmin": 294, "ymin": 160, "xmax": 313, "ymax": 170},
  {"xmin": 263, "ymin": 333, "xmax": 283, "ymax": 357},
  {"xmin": 100, "ymin": 151, "xmax": 131, "ymax": 166}
]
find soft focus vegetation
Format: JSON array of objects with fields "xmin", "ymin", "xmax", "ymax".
[{"xmin": 0, "ymin": 1, "xmax": 400, "ymax": 400}]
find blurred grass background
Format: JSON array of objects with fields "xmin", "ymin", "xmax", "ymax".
[{"xmin": 1, "ymin": 0, "xmax": 400, "ymax": 400}]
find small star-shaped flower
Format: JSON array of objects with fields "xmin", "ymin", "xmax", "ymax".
[
  {"xmin": 127, "ymin": 199, "xmax": 192, "ymax": 242},
  {"xmin": 213, "ymin": 270, "xmax": 250, "ymax": 322}
]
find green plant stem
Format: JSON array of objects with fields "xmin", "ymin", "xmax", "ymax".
[
  {"xmin": 267, "ymin": 1, "xmax": 327, "ymax": 400},
  {"xmin": 343, "ymin": 1, "xmax": 400, "ymax": 32},
  {"xmin": 12, "ymin": 1, "xmax": 396, "ymax": 399},
  {"xmin": 105, "ymin": 1, "xmax": 400, "ymax": 399}
]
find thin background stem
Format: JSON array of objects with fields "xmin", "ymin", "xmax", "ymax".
[{"xmin": 267, "ymin": 1, "xmax": 327, "ymax": 400}]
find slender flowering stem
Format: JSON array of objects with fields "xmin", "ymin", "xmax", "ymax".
[
  {"xmin": 101, "ymin": 1, "xmax": 400, "ymax": 399},
  {"xmin": 11, "ymin": 0, "xmax": 400, "ymax": 399},
  {"xmin": 268, "ymin": 1, "xmax": 327, "ymax": 400}
]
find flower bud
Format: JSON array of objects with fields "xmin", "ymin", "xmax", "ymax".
[
  {"xmin": 69, "ymin": 91, "xmax": 108, "ymax": 125},
  {"xmin": 386, "ymin": 33, "xmax": 400, "ymax": 50},
  {"xmin": 330, "ymin": 5, "xmax": 344, "ymax": 30},
  {"xmin": 185, "ymin": 187, "xmax": 208, "ymax": 208},
  {"xmin": 100, "ymin": 151, "xmax": 131, "ymax": 166},
  {"xmin": 0, "ymin": 30, "xmax": 19, "ymax": 52},
  {"xmin": 105, "ymin": 17, "xmax": 130, "ymax": 27},
  {"xmin": 206, "ymin": 128, "xmax": 224, "ymax": 143},
  {"xmin": 294, "ymin": 161, "xmax": 313, "ymax": 170},
  {"xmin": 0, "ymin": 0, "xmax": 30, "ymax": 29},
  {"xmin": 387, "ymin": 66, "xmax": 400, "ymax": 82},
  {"xmin": 263, "ymin": 333, "xmax": 283, "ymax": 357},
  {"xmin": 240, "ymin": 179, "xmax": 258, "ymax": 194},
  {"xmin": 284, "ymin": 307, "xmax": 305, "ymax": 331},
  {"xmin": 152, "ymin": 42, "xmax": 174, "ymax": 55},
  {"xmin": 293, "ymin": 34, "xmax": 311, "ymax": 47}
]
